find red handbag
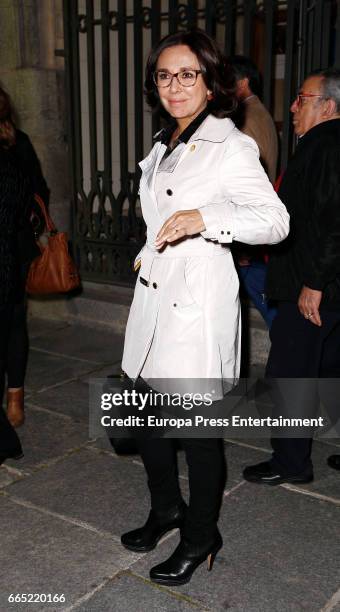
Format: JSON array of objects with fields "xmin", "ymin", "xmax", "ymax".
[{"xmin": 26, "ymin": 195, "xmax": 81, "ymax": 294}]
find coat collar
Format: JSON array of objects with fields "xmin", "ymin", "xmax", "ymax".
[
  {"xmin": 153, "ymin": 113, "xmax": 236, "ymax": 147},
  {"xmin": 189, "ymin": 114, "xmax": 235, "ymax": 143},
  {"xmin": 296, "ymin": 117, "xmax": 340, "ymax": 147},
  {"xmin": 138, "ymin": 115, "xmax": 236, "ymax": 184},
  {"xmin": 139, "ymin": 141, "xmax": 165, "ymax": 173}
]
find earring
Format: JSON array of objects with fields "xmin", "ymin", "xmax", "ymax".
[{"xmin": 207, "ymin": 91, "xmax": 214, "ymax": 101}]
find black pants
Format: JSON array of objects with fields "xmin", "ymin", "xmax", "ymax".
[
  {"xmin": 7, "ymin": 300, "xmax": 29, "ymax": 388},
  {"xmin": 0, "ymin": 303, "xmax": 14, "ymax": 387},
  {"xmin": 137, "ymin": 437, "xmax": 226, "ymax": 546},
  {"xmin": 0, "ymin": 303, "xmax": 22, "ymax": 458},
  {"xmin": 266, "ymin": 301, "xmax": 340, "ymax": 475},
  {"xmin": 0, "ymin": 300, "xmax": 28, "ymax": 390}
]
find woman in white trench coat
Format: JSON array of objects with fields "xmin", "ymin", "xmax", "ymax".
[{"xmin": 120, "ymin": 30, "xmax": 289, "ymax": 586}]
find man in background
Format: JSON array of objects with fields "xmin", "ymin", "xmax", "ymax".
[
  {"xmin": 243, "ymin": 68, "xmax": 340, "ymax": 484},
  {"xmin": 229, "ymin": 55, "xmax": 278, "ymax": 183},
  {"xmin": 228, "ymin": 55, "xmax": 278, "ymax": 329}
]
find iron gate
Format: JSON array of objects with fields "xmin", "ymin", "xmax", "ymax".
[{"xmin": 62, "ymin": 0, "xmax": 339, "ymax": 286}]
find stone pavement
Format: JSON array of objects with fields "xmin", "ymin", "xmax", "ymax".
[{"xmin": 0, "ymin": 318, "xmax": 339, "ymax": 612}]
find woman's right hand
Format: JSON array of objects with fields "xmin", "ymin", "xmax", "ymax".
[{"xmin": 155, "ymin": 209, "xmax": 205, "ymax": 249}]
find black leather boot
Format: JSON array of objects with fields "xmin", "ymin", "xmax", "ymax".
[
  {"xmin": 121, "ymin": 503, "xmax": 186, "ymax": 552},
  {"xmin": 150, "ymin": 530, "xmax": 223, "ymax": 586}
]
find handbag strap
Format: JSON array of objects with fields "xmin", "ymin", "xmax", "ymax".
[{"xmin": 34, "ymin": 194, "xmax": 57, "ymax": 233}]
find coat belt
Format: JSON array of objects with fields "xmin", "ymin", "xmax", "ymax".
[{"xmin": 138, "ymin": 241, "xmax": 230, "ymax": 286}]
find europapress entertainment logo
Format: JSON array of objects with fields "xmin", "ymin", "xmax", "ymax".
[{"xmin": 100, "ymin": 388, "xmax": 215, "ymax": 411}]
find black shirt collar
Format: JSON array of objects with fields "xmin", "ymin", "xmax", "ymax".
[
  {"xmin": 157, "ymin": 107, "xmax": 210, "ymax": 146},
  {"xmin": 297, "ymin": 118, "xmax": 340, "ymax": 146}
]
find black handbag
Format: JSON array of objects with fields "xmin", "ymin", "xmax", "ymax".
[
  {"xmin": 105, "ymin": 374, "xmax": 138, "ymax": 455},
  {"xmin": 109, "ymin": 437, "xmax": 138, "ymax": 455}
]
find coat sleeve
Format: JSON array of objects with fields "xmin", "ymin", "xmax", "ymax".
[
  {"xmin": 15, "ymin": 130, "xmax": 50, "ymax": 206},
  {"xmin": 303, "ymin": 146, "xmax": 340, "ymax": 291},
  {"xmin": 199, "ymin": 135, "xmax": 289, "ymax": 245}
]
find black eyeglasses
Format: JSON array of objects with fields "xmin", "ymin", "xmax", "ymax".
[{"xmin": 153, "ymin": 70, "xmax": 203, "ymax": 88}]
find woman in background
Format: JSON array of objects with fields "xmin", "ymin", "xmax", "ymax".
[
  {"xmin": 0, "ymin": 108, "xmax": 31, "ymax": 461},
  {"xmin": 0, "ymin": 86, "xmax": 48, "ymax": 428}
]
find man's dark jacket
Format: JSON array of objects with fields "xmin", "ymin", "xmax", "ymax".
[{"xmin": 267, "ymin": 119, "xmax": 340, "ymax": 307}]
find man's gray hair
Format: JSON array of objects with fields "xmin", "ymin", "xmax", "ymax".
[{"xmin": 313, "ymin": 68, "xmax": 340, "ymax": 113}]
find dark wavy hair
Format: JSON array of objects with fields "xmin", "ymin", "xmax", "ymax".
[
  {"xmin": 0, "ymin": 86, "xmax": 16, "ymax": 148},
  {"xmin": 227, "ymin": 55, "xmax": 262, "ymax": 98},
  {"xmin": 144, "ymin": 29, "xmax": 237, "ymax": 118}
]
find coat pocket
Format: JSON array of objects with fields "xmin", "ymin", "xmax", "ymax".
[
  {"xmin": 180, "ymin": 258, "xmax": 205, "ymax": 310},
  {"xmin": 165, "ymin": 259, "xmax": 205, "ymax": 313}
]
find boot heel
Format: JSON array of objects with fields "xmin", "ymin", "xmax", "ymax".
[
  {"xmin": 207, "ymin": 540, "xmax": 222, "ymax": 572},
  {"xmin": 207, "ymin": 548, "xmax": 219, "ymax": 571}
]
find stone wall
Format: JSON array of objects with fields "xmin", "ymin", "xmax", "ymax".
[{"xmin": 0, "ymin": 0, "xmax": 70, "ymax": 232}]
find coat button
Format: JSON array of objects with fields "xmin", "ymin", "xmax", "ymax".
[
  {"xmin": 153, "ymin": 282, "xmax": 157, "ymax": 289},
  {"xmin": 173, "ymin": 303, "xmax": 177, "ymax": 307},
  {"xmin": 221, "ymin": 231, "xmax": 224, "ymax": 235},
  {"xmin": 227, "ymin": 231, "xmax": 231, "ymax": 235},
  {"xmin": 190, "ymin": 144, "xmax": 196, "ymax": 152},
  {"xmin": 166, "ymin": 189, "xmax": 173, "ymax": 196}
]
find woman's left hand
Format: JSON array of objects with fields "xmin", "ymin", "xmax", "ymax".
[{"xmin": 155, "ymin": 209, "xmax": 205, "ymax": 249}]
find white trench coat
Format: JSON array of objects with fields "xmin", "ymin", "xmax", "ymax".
[{"xmin": 122, "ymin": 114, "xmax": 289, "ymax": 393}]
